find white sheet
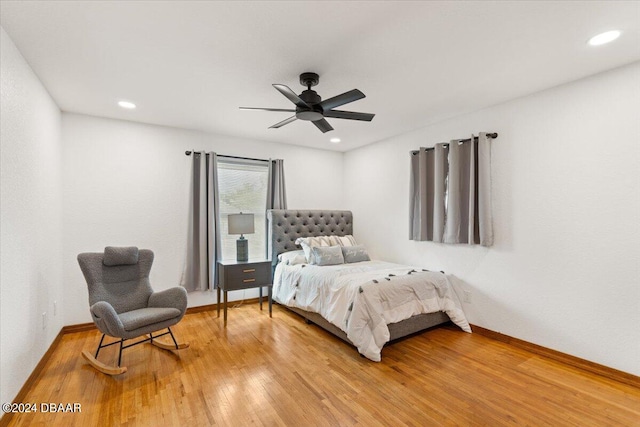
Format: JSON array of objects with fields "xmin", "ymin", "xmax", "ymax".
[{"xmin": 273, "ymin": 260, "xmax": 471, "ymax": 361}]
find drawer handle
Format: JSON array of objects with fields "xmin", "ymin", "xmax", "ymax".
[
  {"xmin": 243, "ymin": 269, "xmax": 256, "ymax": 273},
  {"xmin": 243, "ymin": 278, "xmax": 256, "ymax": 283}
]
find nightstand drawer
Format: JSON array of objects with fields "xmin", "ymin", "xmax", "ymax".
[
  {"xmin": 225, "ymin": 264, "xmax": 270, "ymax": 281},
  {"xmin": 218, "ymin": 260, "xmax": 271, "ymax": 291}
]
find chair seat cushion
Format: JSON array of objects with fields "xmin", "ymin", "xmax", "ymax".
[{"xmin": 119, "ymin": 307, "xmax": 182, "ymax": 332}]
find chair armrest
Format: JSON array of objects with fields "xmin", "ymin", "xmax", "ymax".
[
  {"xmin": 148, "ymin": 287, "xmax": 187, "ymax": 313},
  {"xmin": 90, "ymin": 301, "xmax": 125, "ymax": 337}
]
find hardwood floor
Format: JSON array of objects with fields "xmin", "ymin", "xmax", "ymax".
[{"xmin": 4, "ymin": 303, "xmax": 639, "ymax": 426}]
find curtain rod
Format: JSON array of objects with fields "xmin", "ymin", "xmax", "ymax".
[
  {"xmin": 184, "ymin": 151, "xmax": 270, "ymax": 163},
  {"xmin": 410, "ymin": 133, "xmax": 498, "ymax": 155}
]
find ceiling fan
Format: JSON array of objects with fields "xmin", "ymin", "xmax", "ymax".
[{"xmin": 240, "ymin": 72, "xmax": 375, "ymax": 133}]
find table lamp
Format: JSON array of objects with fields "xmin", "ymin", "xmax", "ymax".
[{"xmin": 227, "ymin": 213, "xmax": 255, "ymax": 262}]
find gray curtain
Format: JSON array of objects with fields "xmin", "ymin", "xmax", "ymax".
[
  {"xmin": 433, "ymin": 143, "xmax": 448, "ymax": 242},
  {"xmin": 410, "ymin": 143, "xmax": 448, "ymax": 242},
  {"xmin": 266, "ymin": 159, "xmax": 287, "ymax": 258},
  {"xmin": 477, "ymin": 133, "xmax": 493, "ymax": 246},
  {"xmin": 410, "ymin": 132, "xmax": 493, "ymax": 246},
  {"xmin": 409, "ymin": 147, "xmax": 428, "ymax": 241},
  {"xmin": 181, "ymin": 151, "xmax": 222, "ymax": 292},
  {"xmin": 267, "ymin": 159, "xmax": 287, "ymax": 210}
]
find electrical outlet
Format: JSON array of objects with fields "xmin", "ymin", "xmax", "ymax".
[
  {"xmin": 463, "ymin": 290, "xmax": 472, "ymax": 304},
  {"xmin": 42, "ymin": 312, "xmax": 47, "ymax": 329}
]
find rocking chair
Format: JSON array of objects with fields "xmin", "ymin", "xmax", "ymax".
[{"xmin": 77, "ymin": 246, "xmax": 189, "ymax": 375}]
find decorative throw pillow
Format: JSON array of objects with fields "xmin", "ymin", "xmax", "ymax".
[
  {"xmin": 103, "ymin": 246, "xmax": 139, "ymax": 266},
  {"xmin": 337, "ymin": 235, "xmax": 358, "ymax": 247},
  {"xmin": 327, "ymin": 235, "xmax": 342, "ymax": 246},
  {"xmin": 311, "ymin": 245, "xmax": 345, "ymax": 266},
  {"xmin": 295, "ymin": 237, "xmax": 330, "ymax": 264},
  {"xmin": 278, "ymin": 250, "xmax": 308, "ymax": 265},
  {"xmin": 295, "ymin": 238, "xmax": 313, "ymax": 263},
  {"xmin": 341, "ymin": 245, "xmax": 370, "ymax": 263},
  {"xmin": 295, "ymin": 235, "xmax": 358, "ymax": 263}
]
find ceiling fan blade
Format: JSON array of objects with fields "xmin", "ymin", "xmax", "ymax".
[
  {"xmin": 273, "ymin": 84, "xmax": 311, "ymax": 109},
  {"xmin": 269, "ymin": 115, "xmax": 297, "ymax": 129},
  {"xmin": 319, "ymin": 89, "xmax": 365, "ymax": 111},
  {"xmin": 240, "ymin": 107, "xmax": 296, "ymax": 112},
  {"xmin": 312, "ymin": 118, "xmax": 334, "ymax": 133},
  {"xmin": 323, "ymin": 110, "xmax": 375, "ymax": 121}
]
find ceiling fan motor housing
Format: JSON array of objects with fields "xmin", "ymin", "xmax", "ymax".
[{"xmin": 296, "ymin": 88, "xmax": 324, "ymax": 121}]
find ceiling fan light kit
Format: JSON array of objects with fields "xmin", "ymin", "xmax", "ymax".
[{"xmin": 240, "ymin": 72, "xmax": 375, "ymax": 133}]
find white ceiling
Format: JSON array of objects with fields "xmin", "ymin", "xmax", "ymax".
[{"xmin": 1, "ymin": 1, "xmax": 639, "ymax": 152}]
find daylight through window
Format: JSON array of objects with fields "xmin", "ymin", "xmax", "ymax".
[{"xmin": 218, "ymin": 158, "xmax": 269, "ymax": 261}]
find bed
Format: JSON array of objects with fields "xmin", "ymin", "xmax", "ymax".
[{"xmin": 267, "ymin": 209, "xmax": 471, "ymax": 361}]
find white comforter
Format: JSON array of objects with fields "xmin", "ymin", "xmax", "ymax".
[{"xmin": 273, "ymin": 260, "xmax": 471, "ymax": 361}]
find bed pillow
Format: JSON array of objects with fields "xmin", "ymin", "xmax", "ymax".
[
  {"xmin": 311, "ymin": 245, "xmax": 345, "ymax": 266},
  {"xmin": 278, "ymin": 250, "xmax": 308, "ymax": 265},
  {"xmin": 341, "ymin": 245, "xmax": 370, "ymax": 263}
]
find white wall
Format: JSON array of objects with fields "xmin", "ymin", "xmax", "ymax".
[
  {"xmin": 0, "ymin": 27, "xmax": 63, "ymax": 404},
  {"xmin": 61, "ymin": 113, "xmax": 344, "ymax": 324},
  {"xmin": 344, "ymin": 62, "xmax": 640, "ymax": 375}
]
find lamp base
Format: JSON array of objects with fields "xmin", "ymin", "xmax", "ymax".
[{"xmin": 236, "ymin": 237, "xmax": 248, "ymax": 262}]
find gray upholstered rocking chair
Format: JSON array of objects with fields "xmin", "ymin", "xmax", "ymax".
[{"xmin": 78, "ymin": 246, "xmax": 189, "ymax": 375}]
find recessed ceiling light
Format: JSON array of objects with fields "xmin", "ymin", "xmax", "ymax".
[
  {"xmin": 118, "ymin": 100, "xmax": 136, "ymax": 109},
  {"xmin": 330, "ymin": 137, "xmax": 341, "ymax": 143},
  {"xmin": 588, "ymin": 30, "xmax": 621, "ymax": 46}
]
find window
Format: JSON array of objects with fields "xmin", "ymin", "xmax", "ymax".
[{"xmin": 217, "ymin": 158, "xmax": 269, "ymax": 260}]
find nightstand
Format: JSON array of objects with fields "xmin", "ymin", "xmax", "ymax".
[{"xmin": 217, "ymin": 259, "xmax": 272, "ymax": 324}]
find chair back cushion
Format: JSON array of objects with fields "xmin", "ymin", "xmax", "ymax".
[{"xmin": 78, "ymin": 248, "xmax": 154, "ymax": 314}]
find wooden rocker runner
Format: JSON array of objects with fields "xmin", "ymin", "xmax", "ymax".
[{"xmin": 78, "ymin": 247, "xmax": 190, "ymax": 375}]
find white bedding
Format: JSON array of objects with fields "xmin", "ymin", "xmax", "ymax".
[{"xmin": 273, "ymin": 260, "xmax": 471, "ymax": 361}]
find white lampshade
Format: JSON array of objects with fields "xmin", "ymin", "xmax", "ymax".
[{"xmin": 228, "ymin": 213, "xmax": 255, "ymax": 235}]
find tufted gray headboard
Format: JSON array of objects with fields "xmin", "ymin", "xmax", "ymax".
[{"xmin": 267, "ymin": 209, "xmax": 353, "ymax": 267}]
